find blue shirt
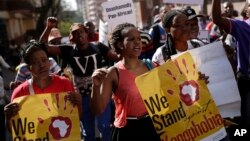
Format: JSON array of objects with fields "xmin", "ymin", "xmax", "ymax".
[{"xmin": 230, "ymin": 19, "xmax": 250, "ymax": 76}]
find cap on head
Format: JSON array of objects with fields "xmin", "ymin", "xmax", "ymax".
[
  {"xmin": 69, "ymin": 23, "xmax": 86, "ymax": 42},
  {"xmin": 183, "ymin": 7, "xmax": 204, "ymax": 20},
  {"xmin": 48, "ymin": 28, "xmax": 62, "ymax": 42},
  {"xmin": 70, "ymin": 23, "xmax": 85, "ymax": 32}
]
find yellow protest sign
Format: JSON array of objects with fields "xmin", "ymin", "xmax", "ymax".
[
  {"xmin": 11, "ymin": 92, "xmax": 81, "ymax": 141},
  {"xmin": 135, "ymin": 53, "xmax": 226, "ymax": 141}
]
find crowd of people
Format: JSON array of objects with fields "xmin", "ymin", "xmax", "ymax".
[{"xmin": 1, "ymin": 0, "xmax": 250, "ymax": 141}]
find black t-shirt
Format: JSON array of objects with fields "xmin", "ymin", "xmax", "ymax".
[{"xmin": 59, "ymin": 43, "xmax": 109, "ymax": 95}]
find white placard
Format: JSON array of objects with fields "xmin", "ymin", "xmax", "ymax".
[
  {"xmin": 174, "ymin": 41, "xmax": 241, "ymax": 118},
  {"xmin": 98, "ymin": 19, "xmax": 109, "ymax": 46},
  {"xmin": 101, "ymin": 0, "xmax": 137, "ymax": 33},
  {"xmin": 198, "ymin": 30, "xmax": 210, "ymax": 43}
]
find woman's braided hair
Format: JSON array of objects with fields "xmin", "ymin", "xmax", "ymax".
[
  {"xmin": 161, "ymin": 10, "xmax": 184, "ymax": 60},
  {"xmin": 109, "ymin": 23, "xmax": 135, "ymax": 54},
  {"xmin": 162, "ymin": 9, "xmax": 184, "ymax": 28},
  {"xmin": 23, "ymin": 40, "xmax": 48, "ymax": 65}
]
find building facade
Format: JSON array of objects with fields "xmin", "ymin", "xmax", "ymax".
[{"xmin": 0, "ymin": 0, "xmax": 36, "ymax": 48}]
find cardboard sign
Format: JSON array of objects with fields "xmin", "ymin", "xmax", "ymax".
[
  {"xmin": 99, "ymin": 19, "xmax": 109, "ymax": 46},
  {"xmin": 101, "ymin": 0, "xmax": 137, "ymax": 33},
  {"xmin": 11, "ymin": 93, "xmax": 81, "ymax": 141},
  {"xmin": 176, "ymin": 41, "xmax": 241, "ymax": 118},
  {"xmin": 136, "ymin": 53, "xmax": 226, "ymax": 141}
]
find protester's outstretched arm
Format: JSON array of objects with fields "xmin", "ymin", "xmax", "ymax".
[
  {"xmin": 91, "ymin": 67, "xmax": 117, "ymax": 115},
  {"xmin": 212, "ymin": 0, "xmax": 231, "ymax": 33},
  {"xmin": 39, "ymin": 17, "xmax": 58, "ymax": 43},
  {"xmin": 107, "ymin": 50, "xmax": 122, "ymax": 62},
  {"xmin": 39, "ymin": 17, "xmax": 61, "ymax": 55},
  {"xmin": 99, "ymin": 42, "xmax": 121, "ymax": 62}
]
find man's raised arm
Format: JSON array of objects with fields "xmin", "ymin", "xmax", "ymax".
[{"xmin": 212, "ymin": 0, "xmax": 231, "ymax": 33}]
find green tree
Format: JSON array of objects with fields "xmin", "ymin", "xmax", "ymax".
[
  {"xmin": 33, "ymin": 0, "xmax": 82, "ymax": 39},
  {"xmin": 58, "ymin": 21, "xmax": 71, "ymax": 37},
  {"xmin": 58, "ymin": 11, "xmax": 84, "ymax": 36},
  {"xmin": 34, "ymin": 0, "xmax": 62, "ymax": 38}
]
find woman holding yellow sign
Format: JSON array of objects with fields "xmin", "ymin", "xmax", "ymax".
[
  {"xmin": 91, "ymin": 23, "xmax": 161, "ymax": 141},
  {"xmin": 4, "ymin": 41, "xmax": 82, "ymax": 134}
]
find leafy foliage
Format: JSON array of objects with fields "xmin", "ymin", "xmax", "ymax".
[{"xmin": 58, "ymin": 21, "xmax": 71, "ymax": 37}]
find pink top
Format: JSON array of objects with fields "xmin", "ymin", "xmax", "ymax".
[
  {"xmin": 11, "ymin": 75, "xmax": 74, "ymax": 101},
  {"xmin": 113, "ymin": 61, "xmax": 148, "ymax": 128}
]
